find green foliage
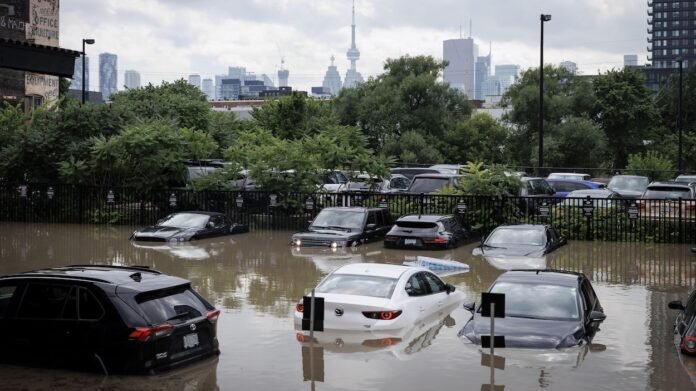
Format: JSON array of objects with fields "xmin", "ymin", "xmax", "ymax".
[
  {"xmin": 110, "ymin": 79, "xmax": 210, "ymax": 130},
  {"xmin": 591, "ymin": 68, "xmax": 659, "ymax": 168},
  {"xmin": 544, "ymin": 117, "xmax": 609, "ymax": 168},
  {"xmin": 625, "ymin": 151, "xmax": 675, "ymax": 181},
  {"xmin": 180, "ymin": 127, "xmax": 219, "ymax": 161},
  {"xmin": 89, "ymin": 120, "xmax": 187, "ymax": 193},
  {"xmin": 251, "ymin": 92, "xmax": 335, "ymax": 139},
  {"xmin": 333, "ymin": 55, "xmax": 472, "ymax": 153},
  {"xmin": 383, "ymin": 130, "xmax": 442, "ymax": 164},
  {"xmin": 456, "ymin": 162, "xmax": 521, "ymax": 196},
  {"xmin": 441, "ymin": 112, "xmax": 509, "ymax": 164}
]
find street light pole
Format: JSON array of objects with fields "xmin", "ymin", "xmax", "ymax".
[
  {"xmin": 81, "ymin": 39, "xmax": 95, "ymax": 104},
  {"xmin": 677, "ymin": 57, "xmax": 684, "ymax": 173},
  {"xmin": 539, "ymin": 14, "xmax": 551, "ymax": 175}
]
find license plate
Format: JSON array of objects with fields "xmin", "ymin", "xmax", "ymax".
[
  {"xmin": 405, "ymin": 239, "xmax": 417, "ymax": 246},
  {"xmin": 183, "ymin": 332, "xmax": 199, "ymax": 349}
]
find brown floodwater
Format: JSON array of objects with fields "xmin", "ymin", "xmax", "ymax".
[{"xmin": 0, "ymin": 222, "xmax": 695, "ymax": 391}]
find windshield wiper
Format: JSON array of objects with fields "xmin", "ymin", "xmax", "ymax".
[{"xmin": 325, "ymin": 226, "xmax": 351, "ymax": 232}]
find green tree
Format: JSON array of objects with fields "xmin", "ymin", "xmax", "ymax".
[
  {"xmin": 333, "ymin": 55, "xmax": 472, "ymax": 152},
  {"xmin": 456, "ymin": 162, "xmax": 521, "ymax": 196},
  {"xmin": 625, "ymin": 151, "xmax": 675, "ymax": 181},
  {"xmin": 383, "ymin": 130, "xmax": 442, "ymax": 164},
  {"xmin": 251, "ymin": 92, "xmax": 335, "ymax": 140},
  {"xmin": 591, "ymin": 68, "xmax": 659, "ymax": 168},
  {"xmin": 544, "ymin": 117, "xmax": 609, "ymax": 168},
  {"xmin": 441, "ymin": 112, "xmax": 509, "ymax": 164},
  {"xmin": 503, "ymin": 65, "xmax": 594, "ymax": 166},
  {"xmin": 110, "ymin": 79, "xmax": 210, "ymax": 130}
]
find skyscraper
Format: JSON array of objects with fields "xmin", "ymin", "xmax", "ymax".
[
  {"xmin": 99, "ymin": 53, "xmax": 118, "ymax": 101},
  {"xmin": 188, "ymin": 74, "xmax": 201, "ymax": 89},
  {"xmin": 494, "ymin": 64, "xmax": 521, "ymax": 95},
  {"xmin": 474, "ymin": 48, "xmax": 491, "ymax": 100},
  {"xmin": 228, "ymin": 67, "xmax": 246, "ymax": 81},
  {"xmin": 278, "ymin": 58, "xmax": 289, "ymax": 87},
  {"xmin": 343, "ymin": 0, "xmax": 364, "ymax": 89},
  {"xmin": 202, "ymin": 78, "xmax": 214, "ymax": 100},
  {"xmin": 322, "ymin": 55, "xmax": 343, "ymax": 96},
  {"xmin": 124, "ymin": 70, "xmax": 141, "ymax": 89},
  {"xmin": 624, "ymin": 54, "xmax": 639, "ymax": 67},
  {"xmin": 72, "ymin": 55, "xmax": 89, "ymax": 92},
  {"xmin": 443, "ymin": 37, "xmax": 478, "ymax": 98}
]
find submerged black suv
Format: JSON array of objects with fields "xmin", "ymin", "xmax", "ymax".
[
  {"xmin": 291, "ymin": 207, "xmax": 394, "ymax": 249},
  {"xmin": 0, "ymin": 265, "xmax": 220, "ymax": 374}
]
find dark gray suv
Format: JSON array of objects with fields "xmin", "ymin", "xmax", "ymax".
[{"xmin": 0, "ymin": 265, "xmax": 220, "ymax": 374}]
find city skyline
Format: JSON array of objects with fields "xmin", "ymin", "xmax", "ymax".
[{"xmin": 62, "ymin": 0, "xmax": 647, "ymax": 93}]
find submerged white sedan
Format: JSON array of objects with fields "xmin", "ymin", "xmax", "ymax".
[{"xmin": 294, "ymin": 263, "xmax": 464, "ymax": 331}]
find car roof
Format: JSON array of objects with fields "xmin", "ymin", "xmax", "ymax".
[
  {"xmin": 495, "ymin": 269, "xmax": 583, "ymax": 287},
  {"xmin": 333, "ymin": 263, "xmax": 424, "ymax": 279},
  {"xmin": 397, "ymin": 214, "xmax": 451, "ymax": 222},
  {"xmin": 0, "ymin": 265, "xmax": 189, "ymax": 291},
  {"xmin": 566, "ymin": 189, "xmax": 616, "ymax": 197},
  {"xmin": 520, "ymin": 177, "xmax": 547, "ymax": 182},
  {"xmin": 321, "ymin": 207, "xmax": 383, "ymax": 212},
  {"xmin": 411, "ymin": 173, "xmax": 462, "ymax": 179},
  {"xmin": 611, "ymin": 175, "xmax": 648, "ymax": 179},
  {"xmin": 548, "ymin": 173, "xmax": 590, "ymax": 177},
  {"xmin": 647, "ymin": 181, "xmax": 693, "ymax": 188},
  {"xmin": 492, "ymin": 224, "xmax": 548, "ymax": 231}
]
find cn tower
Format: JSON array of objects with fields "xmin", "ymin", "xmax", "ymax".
[{"xmin": 344, "ymin": 0, "xmax": 364, "ymax": 88}]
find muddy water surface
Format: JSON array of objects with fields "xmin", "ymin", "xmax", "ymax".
[{"xmin": 0, "ymin": 222, "xmax": 695, "ymax": 390}]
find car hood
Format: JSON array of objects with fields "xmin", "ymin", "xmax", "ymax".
[
  {"xmin": 459, "ymin": 314, "xmax": 583, "ymax": 349},
  {"xmin": 132, "ymin": 226, "xmax": 199, "ymax": 239},
  {"xmin": 472, "ymin": 245, "xmax": 545, "ymax": 257},
  {"xmin": 483, "ymin": 255, "xmax": 547, "ymax": 270}
]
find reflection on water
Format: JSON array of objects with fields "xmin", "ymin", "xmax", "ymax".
[{"xmin": 0, "ymin": 222, "xmax": 696, "ymax": 390}]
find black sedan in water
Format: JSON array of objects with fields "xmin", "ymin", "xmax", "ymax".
[
  {"xmin": 668, "ymin": 289, "xmax": 696, "ymax": 355},
  {"xmin": 130, "ymin": 212, "xmax": 248, "ymax": 242},
  {"xmin": 459, "ymin": 270, "xmax": 606, "ymax": 348},
  {"xmin": 472, "ymin": 224, "xmax": 566, "ymax": 257},
  {"xmin": 383, "ymin": 214, "xmax": 471, "ymax": 250}
]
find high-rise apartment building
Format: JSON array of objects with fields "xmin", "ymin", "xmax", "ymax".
[
  {"xmin": 99, "ymin": 53, "xmax": 118, "ymax": 101},
  {"xmin": 278, "ymin": 58, "xmax": 289, "ymax": 87},
  {"xmin": 188, "ymin": 74, "xmax": 201, "ymax": 89},
  {"xmin": 443, "ymin": 37, "xmax": 478, "ymax": 98},
  {"xmin": 72, "ymin": 55, "xmax": 89, "ymax": 91},
  {"xmin": 474, "ymin": 54, "xmax": 491, "ymax": 100},
  {"xmin": 645, "ymin": 1, "xmax": 696, "ymax": 91},
  {"xmin": 202, "ymin": 78, "xmax": 214, "ymax": 100},
  {"xmin": 124, "ymin": 70, "xmax": 141, "ymax": 89},
  {"xmin": 494, "ymin": 64, "xmax": 521, "ymax": 95}
]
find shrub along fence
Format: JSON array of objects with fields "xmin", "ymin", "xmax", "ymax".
[{"xmin": 1, "ymin": 183, "xmax": 695, "ymax": 243}]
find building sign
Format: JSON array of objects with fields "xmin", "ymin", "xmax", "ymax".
[
  {"xmin": 0, "ymin": 1, "xmax": 28, "ymax": 37},
  {"xmin": 26, "ymin": 0, "xmax": 58, "ymax": 45}
]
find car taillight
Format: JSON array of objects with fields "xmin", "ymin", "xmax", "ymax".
[
  {"xmin": 385, "ymin": 236, "xmax": 398, "ymax": 241},
  {"xmin": 362, "ymin": 310, "xmax": 402, "ymax": 320},
  {"xmin": 637, "ymin": 200, "xmax": 646, "ymax": 209},
  {"xmin": 296, "ymin": 303, "xmax": 304, "ymax": 313},
  {"xmin": 207, "ymin": 309, "xmax": 221, "ymax": 323},
  {"xmin": 682, "ymin": 336, "xmax": 696, "ymax": 353},
  {"xmin": 423, "ymin": 237, "xmax": 448, "ymax": 243},
  {"xmin": 128, "ymin": 324, "xmax": 173, "ymax": 342},
  {"xmin": 362, "ymin": 337, "xmax": 402, "ymax": 347},
  {"xmin": 296, "ymin": 333, "xmax": 306, "ymax": 342}
]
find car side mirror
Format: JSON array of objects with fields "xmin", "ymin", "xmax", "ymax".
[
  {"xmin": 463, "ymin": 301, "xmax": 475, "ymax": 313},
  {"xmin": 668, "ymin": 300, "xmax": 685, "ymax": 311},
  {"xmin": 589, "ymin": 311, "xmax": 606, "ymax": 322},
  {"xmin": 445, "ymin": 284, "xmax": 455, "ymax": 294},
  {"xmin": 366, "ymin": 223, "xmax": 377, "ymax": 231},
  {"xmin": 206, "ymin": 221, "xmax": 215, "ymax": 229}
]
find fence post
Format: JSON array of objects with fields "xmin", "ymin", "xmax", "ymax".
[
  {"xmin": 679, "ymin": 197, "xmax": 683, "ymax": 243},
  {"xmin": 419, "ymin": 193, "xmax": 424, "ymax": 215}
]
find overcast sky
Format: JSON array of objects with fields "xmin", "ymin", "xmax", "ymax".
[{"xmin": 61, "ymin": 0, "xmax": 647, "ymax": 92}]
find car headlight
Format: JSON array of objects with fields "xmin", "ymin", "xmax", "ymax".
[{"xmin": 294, "ymin": 239, "xmax": 302, "ymax": 247}]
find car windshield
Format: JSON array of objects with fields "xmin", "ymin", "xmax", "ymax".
[
  {"xmin": 608, "ymin": 177, "xmax": 648, "ymax": 192},
  {"xmin": 158, "ymin": 213, "xmax": 209, "ymax": 229},
  {"xmin": 486, "ymin": 228, "xmax": 545, "ymax": 246},
  {"xmin": 643, "ymin": 187, "xmax": 692, "ymax": 199},
  {"xmin": 675, "ymin": 176, "xmax": 696, "ymax": 184},
  {"xmin": 311, "ymin": 210, "xmax": 365, "ymax": 230},
  {"xmin": 409, "ymin": 178, "xmax": 450, "ymax": 193},
  {"xmin": 316, "ymin": 274, "xmax": 398, "ymax": 298},
  {"xmin": 490, "ymin": 282, "xmax": 580, "ymax": 321}
]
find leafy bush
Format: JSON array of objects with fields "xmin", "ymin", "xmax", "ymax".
[{"xmin": 626, "ymin": 151, "xmax": 675, "ymax": 181}]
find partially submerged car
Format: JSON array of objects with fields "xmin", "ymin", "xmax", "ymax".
[
  {"xmin": 0, "ymin": 265, "xmax": 221, "ymax": 374},
  {"xmin": 472, "ymin": 224, "xmax": 566, "ymax": 258},
  {"xmin": 384, "ymin": 214, "xmax": 471, "ymax": 250},
  {"xmin": 459, "ymin": 270, "xmax": 606, "ymax": 349},
  {"xmin": 559, "ymin": 189, "xmax": 626, "ymax": 209},
  {"xmin": 291, "ymin": 207, "xmax": 393, "ymax": 249},
  {"xmin": 546, "ymin": 179, "xmax": 605, "ymax": 198},
  {"xmin": 668, "ymin": 288, "xmax": 696, "ymax": 355},
  {"xmin": 293, "ymin": 263, "xmax": 463, "ymax": 331},
  {"xmin": 607, "ymin": 175, "xmax": 649, "ymax": 199},
  {"xmin": 130, "ymin": 212, "xmax": 249, "ymax": 242}
]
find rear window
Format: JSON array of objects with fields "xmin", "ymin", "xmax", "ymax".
[
  {"xmin": 643, "ymin": 187, "xmax": 693, "ymax": 199},
  {"xmin": 409, "ymin": 178, "xmax": 450, "ymax": 193},
  {"xmin": 316, "ymin": 274, "xmax": 398, "ymax": 298},
  {"xmin": 136, "ymin": 285, "xmax": 210, "ymax": 324},
  {"xmin": 395, "ymin": 221, "xmax": 438, "ymax": 229}
]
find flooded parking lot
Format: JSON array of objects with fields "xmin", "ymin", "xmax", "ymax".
[{"xmin": 0, "ymin": 222, "xmax": 695, "ymax": 390}]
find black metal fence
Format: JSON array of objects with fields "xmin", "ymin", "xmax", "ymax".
[{"xmin": 2, "ymin": 184, "xmax": 696, "ymax": 243}]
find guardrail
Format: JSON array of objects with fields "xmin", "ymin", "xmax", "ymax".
[{"xmin": 1, "ymin": 184, "xmax": 695, "ymax": 243}]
